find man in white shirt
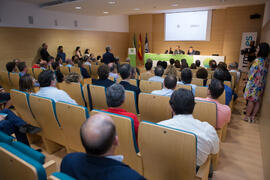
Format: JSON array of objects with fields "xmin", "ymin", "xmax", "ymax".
[
  {"xmin": 148, "ymin": 65, "xmax": 164, "ymax": 83},
  {"xmin": 158, "ymin": 88, "xmax": 219, "ymax": 167},
  {"xmin": 35, "ymin": 70, "xmax": 77, "ymax": 105},
  {"xmin": 151, "ymin": 75, "xmax": 176, "ymax": 96},
  {"xmin": 178, "ymin": 68, "xmax": 196, "ymax": 95},
  {"xmin": 108, "ymin": 63, "xmax": 119, "ymax": 80}
]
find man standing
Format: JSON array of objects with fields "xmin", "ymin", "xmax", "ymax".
[
  {"xmin": 40, "ymin": 43, "xmax": 51, "ymax": 62},
  {"xmin": 102, "ymin": 46, "xmax": 115, "ymax": 64}
]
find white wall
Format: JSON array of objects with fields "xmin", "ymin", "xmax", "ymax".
[
  {"xmin": 262, "ymin": 0, "xmax": 270, "ymax": 27},
  {"xmin": 0, "ymin": 0, "xmax": 129, "ymax": 32}
]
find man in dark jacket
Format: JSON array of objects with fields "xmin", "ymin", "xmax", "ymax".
[
  {"xmin": 102, "ymin": 46, "xmax": 115, "ymax": 64},
  {"xmin": 40, "ymin": 43, "xmax": 51, "ymax": 62}
]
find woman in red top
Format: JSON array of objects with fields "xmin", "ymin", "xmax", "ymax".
[{"xmin": 102, "ymin": 83, "xmax": 139, "ymax": 140}]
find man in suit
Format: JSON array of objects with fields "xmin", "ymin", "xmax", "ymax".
[
  {"xmin": 102, "ymin": 46, "xmax": 116, "ymax": 64},
  {"xmin": 119, "ymin": 64, "xmax": 141, "ymax": 105},
  {"xmin": 92, "ymin": 65, "xmax": 115, "ymax": 88},
  {"xmin": 174, "ymin": 46, "xmax": 185, "ymax": 54},
  {"xmin": 40, "ymin": 43, "xmax": 51, "ymax": 62},
  {"xmin": 61, "ymin": 113, "xmax": 145, "ymax": 180}
]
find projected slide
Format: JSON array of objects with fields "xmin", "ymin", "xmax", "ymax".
[{"xmin": 165, "ymin": 11, "xmax": 212, "ymax": 41}]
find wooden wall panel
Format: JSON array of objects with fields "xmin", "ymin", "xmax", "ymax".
[
  {"xmin": 0, "ymin": 27, "xmax": 129, "ymax": 70},
  {"xmin": 129, "ymin": 4, "xmax": 265, "ymax": 65},
  {"xmin": 259, "ymin": 19, "xmax": 270, "ymax": 180}
]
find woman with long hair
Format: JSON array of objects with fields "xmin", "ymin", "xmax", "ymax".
[
  {"xmin": 244, "ymin": 42, "xmax": 269, "ymax": 123},
  {"xmin": 75, "ymin": 46, "xmax": 82, "ymax": 59}
]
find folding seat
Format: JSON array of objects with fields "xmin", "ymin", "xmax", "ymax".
[
  {"xmin": 57, "ymin": 82, "xmax": 86, "ymax": 107},
  {"xmin": 140, "ymin": 72, "xmax": 154, "ymax": 80},
  {"xmin": 139, "ymin": 121, "xmax": 211, "ymax": 180},
  {"xmin": 60, "ymin": 66, "xmax": 70, "ymax": 76},
  {"xmin": 90, "ymin": 64, "xmax": 99, "ymax": 79},
  {"xmin": 192, "ymin": 78, "xmax": 204, "ymax": 86},
  {"xmin": 90, "ymin": 110, "xmax": 142, "ymax": 174},
  {"xmin": 48, "ymin": 172, "xmax": 76, "ymax": 180},
  {"xmin": 0, "ymin": 142, "xmax": 56, "ymax": 180},
  {"xmin": 108, "ymin": 76, "xmax": 115, "ymax": 82},
  {"xmin": 82, "ymin": 64, "xmax": 91, "ymax": 75},
  {"xmin": 29, "ymin": 95, "xmax": 67, "ymax": 154},
  {"xmin": 56, "ymin": 101, "xmax": 89, "ymax": 152},
  {"xmin": 140, "ymin": 80, "xmax": 162, "ymax": 93},
  {"xmin": 117, "ymin": 78, "xmax": 138, "ymax": 87},
  {"xmin": 121, "ymin": 90, "xmax": 138, "ymax": 114},
  {"xmin": 83, "ymin": 84, "xmax": 107, "ymax": 110},
  {"xmin": 33, "ymin": 68, "xmax": 43, "ymax": 80},
  {"xmin": 139, "ymin": 93, "xmax": 171, "ymax": 123},
  {"xmin": 176, "ymin": 84, "xmax": 192, "ymax": 91},
  {"xmin": 69, "ymin": 67, "xmax": 81, "ymax": 75},
  {"xmin": 9, "ymin": 73, "xmax": 20, "ymax": 90},
  {"xmin": 82, "ymin": 78, "xmax": 92, "ymax": 85},
  {"xmin": 195, "ymin": 86, "xmax": 208, "ymax": 98},
  {"xmin": 0, "ymin": 71, "xmax": 11, "ymax": 91}
]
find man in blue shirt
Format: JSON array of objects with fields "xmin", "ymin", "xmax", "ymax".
[
  {"xmin": 213, "ymin": 68, "xmax": 232, "ymax": 105},
  {"xmin": 61, "ymin": 113, "xmax": 145, "ymax": 180}
]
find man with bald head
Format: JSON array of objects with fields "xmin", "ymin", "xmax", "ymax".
[{"xmin": 60, "ymin": 113, "xmax": 145, "ymax": 180}]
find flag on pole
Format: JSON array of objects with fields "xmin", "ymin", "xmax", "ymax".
[
  {"xmin": 132, "ymin": 33, "xmax": 137, "ymax": 48},
  {"xmin": 144, "ymin": 33, "xmax": 149, "ymax": 53},
  {"xmin": 138, "ymin": 33, "xmax": 143, "ymax": 61}
]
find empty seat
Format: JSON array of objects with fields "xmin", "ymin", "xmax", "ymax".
[
  {"xmin": 140, "ymin": 80, "xmax": 162, "ymax": 93},
  {"xmin": 90, "ymin": 64, "xmax": 99, "ymax": 79},
  {"xmin": 0, "ymin": 71, "xmax": 11, "ymax": 91},
  {"xmin": 69, "ymin": 67, "xmax": 81, "ymax": 75},
  {"xmin": 121, "ymin": 90, "xmax": 138, "ymax": 114},
  {"xmin": 90, "ymin": 110, "xmax": 142, "ymax": 174},
  {"xmin": 33, "ymin": 68, "xmax": 43, "ymax": 80},
  {"xmin": 9, "ymin": 73, "xmax": 20, "ymax": 90},
  {"xmin": 140, "ymin": 72, "xmax": 154, "ymax": 80},
  {"xmin": 29, "ymin": 95, "xmax": 67, "ymax": 153},
  {"xmin": 195, "ymin": 86, "xmax": 208, "ymax": 98},
  {"xmin": 84, "ymin": 84, "xmax": 107, "ymax": 110},
  {"xmin": 139, "ymin": 121, "xmax": 210, "ymax": 180},
  {"xmin": 60, "ymin": 66, "xmax": 70, "ymax": 76},
  {"xmin": 192, "ymin": 78, "xmax": 204, "ymax": 86},
  {"xmin": 57, "ymin": 82, "xmax": 86, "ymax": 107},
  {"xmin": 139, "ymin": 93, "xmax": 171, "ymax": 123},
  {"xmin": 176, "ymin": 84, "xmax": 192, "ymax": 91},
  {"xmin": 56, "ymin": 101, "xmax": 89, "ymax": 152}
]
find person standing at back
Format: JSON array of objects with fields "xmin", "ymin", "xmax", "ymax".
[
  {"xmin": 60, "ymin": 113, "xmax": 145, "ymax": 180},
  {"xmin": 102, "ymin": 46, "xmax": 116, "ymax": 64},
  {"xmin": 57, "ymin": 46, "xmax": 66, "ymax": 63},
  {"xmin": 40, "ymin": 43, "xmax": 51, "ymax": 62}
]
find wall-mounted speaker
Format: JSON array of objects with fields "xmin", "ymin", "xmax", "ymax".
[
  {"xmin": 250, "ymin": 13, "xmax": 261, "ymax": 19},
  {"xmin": 28, "ymin": 16, "xmax": 34, "ymax": 24}
]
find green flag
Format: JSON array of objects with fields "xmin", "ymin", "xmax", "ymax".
[{"xmin": 133, "ymin": 33, "xmax": 137, "ymax": 48}]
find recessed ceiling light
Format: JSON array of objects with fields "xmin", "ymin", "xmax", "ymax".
[
  {"xmin": 75, "ymin": 6, "xmax": 81, "ymax": 10},
  {"xmin": 133, "ymin": 8, "xmax": 140, "ymax": 11},
  {"xmin": 103, "ymin": 11, "xmax": 109, "ymax": 14},
  {"xmin": 108, "ymin": 1, "xmax": 116, "ymax": 5},
  {"xmin": 171, "ymin": 4, "xmax": 178, "ymax": 7}
]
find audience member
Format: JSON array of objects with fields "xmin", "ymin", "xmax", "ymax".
[
  {"xmin": 119, "ymin": 64, "xmax": 141, "ymax": 105},
  {"xmin": 158, "ymin": 88, "xmax": 219, "ymax": 167},
  {"xmin": 178, "ymin": 68, "xmax": 197, "ymax": 95},
  {"xmin": 84, "ymin": 49, "xmax": 90, "ymax": 57},
  {"xmin": 157, "ymin": 60, "xmax": 162, "ymax": 67},
  {"xmin": 55, "ymin": 56, "xmax": 63, "ymax": 67},
  {"xmin": 0, "ymin": 86, "xmax": 12, "ymax": 109},
  {"xmin": 175, "ymin": 60, "xmax": 181, "ymax": 68},
  {"xmin": 196, "ymin": 79, "xmax": 231, "ymax": 129},
  {"xmin": 66, "ymin": 59, "xmax": 74, "ymax": 68},
  {"xmin": 57, "ymin": 46, "xmax": 66, "ymax": 63},
  {"xmin": 17, "ymin": 62, "xmax": 28, "ymax": 77},
  {"xmin": 195, "ymin": 60, "xmax": 201, "ymax": 68},
  {"xmin": 196, "ymin": 67, "xmax": 208, "ymax": 86},
  {"xmin": 83, "ymin": 56, "xmax": 91, "ymax": 66},
  {"xmin": 213, "ymin": 68, "xmax": 232, "ymax": 105},
  {"xmin": 229, "ymin": 62, "xmax": 240, "ymax": 83},
  {"xmin": 75, "ymin": 46, "xmax": 82, "ymax": 59},
  {"xmin": 92, "ymin": 65, "xmax": 115, "ymax": 88},
  {"xmin": 103, "ymin": 84, "xmax": 139, "ymax": 138},
  {"xmin": 60, "ymin": 113, "xmax": 145, "ymax": 180},
  {"xmin": 78, "ymin": 61, "xmax": 90, "ymax": 79},
  {"xmin": 19, "ymin": 74, "xmax": 35, "ymax": 93},
  {"xmin": 108, "ymin": 63, "xmax": 119, "ymax": 80},
  {"xmin": 151, "ymin": 75, "xmax": 177, "ymax": 96},
  {"xmin": 209, "ymin": 60, "xmax": 217, "ymax": 71},
  {"xmin": 32, "ymin": 59, "xmax": 47, "ymax": 69},
  {"xmin": 148, "ymin": 66, "xmax": 164, "ymax": 83},
  {"xmin": 40, "ymin": 43, "xmax": 51, "ymax": 62},
  {"xmin": 144, "ymin": 62, "xmax": 153, "ymax": 74},
  {"xmin": 161, "ymin": 61, "xmax": 168, "ymax": 70},
  {"xmin": 6, "ymin": 62, "xmax": 17, "ymax": 73},
  {"xmin": 52, "ymin": 62, "xmax": 64, "ymax": 83},
  {"xmin": 190, "ymin": 63, "xmax": 197, "ymax": 69},
  {"xmin": 165, "ymin": 59, "xmax": 177, "ymax": 77},
  {"xmin": 244, "ymin": 42, "xmax": 269, "ymax": 123},
  {"xmin": 102, "ymin": 46, "xmax": 116, "ymax": 64},
  {"xmin": 218, "ymin": 62, "xmax": 231, "ymax": 81},
  {"xmin": 35, "ymin": 70, "xmax": 77, "ymax": 104},
  {"xmin": 65, "ymin": 72, "xmax": 81, "ymax": 84}
]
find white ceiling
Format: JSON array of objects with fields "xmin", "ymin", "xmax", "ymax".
[{"xmin": 18, "ymin": 0, "xmax": 267, "ymax": 16}]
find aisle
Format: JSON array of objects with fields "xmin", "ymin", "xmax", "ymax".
[{"xmin": 213, "ymin": 97, "xmax": 264, "ymax": 180}]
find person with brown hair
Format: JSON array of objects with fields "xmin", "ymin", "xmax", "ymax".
[
  {"xmin": 196, "ymin": 67, "xmax": 208, "ymax": 86},
  {"xmin": 92, "ymin": 65, "xmax": 115, "ymax": 88},
  {"xmin": 19, "ymin": 74, "xmax": 35, "ymax": 93},
  {"xmin": 65, "ymin": 72, "xmax": 82, "ymax": 84}
]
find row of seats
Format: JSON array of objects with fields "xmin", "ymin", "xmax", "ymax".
[
  {"xmin": 10, "ymin": 91, "xmax": 215, "ymax": 179},
  {"xmin": 0, "ymin": 131, "xmax": 74, "ymax": 180}
]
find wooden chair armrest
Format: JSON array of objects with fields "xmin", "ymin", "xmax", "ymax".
[
  {"xmin": 196, "ymin": 156, "xmax": 211, "ymax": 180},
  {"xmin": 43, "ymin": 160, "xmax": 57, "ymax": 176}
]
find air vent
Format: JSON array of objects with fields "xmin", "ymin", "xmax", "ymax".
[
  {"xmin": 54, "ymin": 19, "xmax": 58, "ymax": 26},
  {"xmin": 28, "ymin": 16, "xmax": 34, "ymax": 24},
  {"xmin": 74, "ymin": 20, "xmax": 78, "ymax": 27},
  {"xmin": 40, "ymin": 0, "xmax": 82, "ymax": 8}
]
